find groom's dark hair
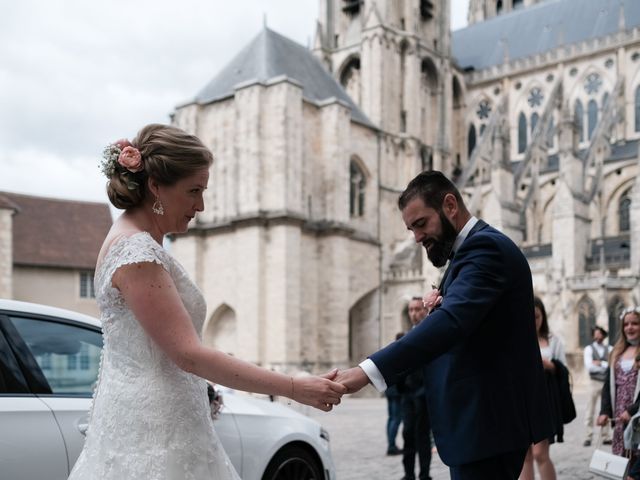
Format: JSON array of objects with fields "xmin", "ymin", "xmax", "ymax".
[{"xmin": 398, "ymin": 170, "xmax": 465, "ymax": 211}]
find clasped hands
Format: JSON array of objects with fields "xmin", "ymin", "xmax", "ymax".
[
  {"xmin": 305, "ymin": 287, "xmax": 443, "ymax": 412},
  {"xmin": 300, "ymin": 366, "xmax": 370, "ymax": 412}
]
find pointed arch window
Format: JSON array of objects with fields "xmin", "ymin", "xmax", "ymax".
[
  {"xmin": 574, "ymin": 99, "xmax": 584, "ymax": 142},
  {"xmin": 518, "ymin": 112, "xmax": 527, "ymax": 153},
  {"xmin": 578, "ymin": 296, "xmax": 596, "ymax": 347},
  {"xmin": 339, "ymin": 57, "xmax": 361, "ymax": 106},
  {"xmin": 420, "ymin": 0, "xmax": 434, "ymax": 20},
  {"xmin": 588, "ymin": 99, "xmax": 598, "ymax": 140},
  {"xmin": 342, "ymin": 0, "xmax": 362, "ymax": 15},
  {"xmin": 546, "ymin": 117, "xmax": 555, "ymax": 148},
  {"xmin": 467, "ymin": 124, "xmax": 477, "ymax": 158},
  {"xmin": 608, "ymin": 298, "xmax": 626, "ymax": 344},
  {"xmin": 420, "ymin": 145, "xmax": 433, "ymax": 172},
  {"xmin": 531, "ymin": 112, "xmax": 539, "ymax": 135},
  {"xmin": 620, "ymin": 189, "xmax": 631, "ymax": 233},
  {"xmin": 635, "ymin": 85, "xmax": 640, "ymax": 132},
  {"xmin": 350, "ymin": 159, "xmax": 366, "ymax": 217}
]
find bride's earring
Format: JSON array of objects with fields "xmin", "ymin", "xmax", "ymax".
[{"xmin": 152, "ymin": 197, "xmax": 164, "ymax": 216}]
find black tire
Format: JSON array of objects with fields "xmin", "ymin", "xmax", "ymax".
[{"xmin": 261, "ymin": 445, "xmax": 324, "ymax": 480}]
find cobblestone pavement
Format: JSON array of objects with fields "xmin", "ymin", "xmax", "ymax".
[{"xmin": 308, "ymin": 386, "xmax": 607, "ymax": 480}]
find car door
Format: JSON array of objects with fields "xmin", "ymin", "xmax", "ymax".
[
  {"xmin": 2, "ymin": 313, "xmax": 103, "ymax": 477},
  {"xmin": 212, "ymin": 391, "xmax": 245, "ymax": 476},
  {"xmin": 0, "ymin": 314, "xmax": 68, "ymax": 480}
]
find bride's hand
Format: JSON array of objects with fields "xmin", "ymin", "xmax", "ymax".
[{"xmin": 292, "ymin": 369, "xmax": 347, "ymax": 412}]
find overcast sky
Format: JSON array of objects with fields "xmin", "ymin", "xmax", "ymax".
[{"xmin": 0, "ymin": 0, "xmax": 469, "ymax": 207}]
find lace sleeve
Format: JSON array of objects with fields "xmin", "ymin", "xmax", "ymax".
[{"xmin": 96, "ymin": 232, "xmax": 171, "ymax": 295}]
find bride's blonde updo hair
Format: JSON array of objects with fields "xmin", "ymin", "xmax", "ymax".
[{"xmin": 105, "ymin": 124, "xmax": 213, "ymax": 210}]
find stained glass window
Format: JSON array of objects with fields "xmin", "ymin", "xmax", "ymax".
[
  {"xmin": 587, "ymin": 99, "xmax": 598, "ymax": 139},
  {"xmin": 585, "ymin": 73, "xmax": 602, "ymax": 95},
  {"xmin": 477, "ymin": 100, "xmax": 491, "ymax": 119},
  {"xmin": 518, "ymin": 112, "xmax": 527, "ymax": 153},
  {"xmin": 528, "ymin": 87, "xmax": 544, "ymax": 108},
  {"xmin": 349, "ymin": 160, "xmax": 366, "ymax": 217},
  {"xmin": 574, "ymin": 100, "xmax": 584, "ymax": 142},
  {"xmin": 468, "ymin": 124, "xmax": 477, "ymax": 158}
]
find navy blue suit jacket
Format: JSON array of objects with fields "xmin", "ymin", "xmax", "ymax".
[{"xmin": 370, "ymin": 221, "xmax": 552, "ymax": 467}]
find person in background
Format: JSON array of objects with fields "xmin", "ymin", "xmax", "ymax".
[
  {"xmin": 386, "ymin": 332, "xmax": 405, "ymax": 456},
  {"xmin": 398, "ymin": 297, "xmax": 432, "ymax": 480},
  {"xmin": 519, "ymin": 297, "xmax": 565, "ymax": 480},
  {"xmin": 583, "ymin": 326, "xmax": 612, "ymax": 447},
  {"xmin": 598, "ymin": 307, "xmax": 640, "ymax": 458}
]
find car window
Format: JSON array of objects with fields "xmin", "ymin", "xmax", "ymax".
[
  {"xmin": 0, "ymin": 326, "xmax": 30, "ymax": 394},
  {"xmin": 9, "ymin": 317, "xmax": 103, "ymax": 396}
]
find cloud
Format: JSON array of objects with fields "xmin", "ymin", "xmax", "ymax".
[
  {"xmin": 0, "ymin": 0, "xmax": 467, "ymax": 202},
  {"xmin": 0, "ymin": 147, "xmax": 107, "ymax": 202}
]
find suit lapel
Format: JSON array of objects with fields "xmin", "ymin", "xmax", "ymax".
[
  {"xmin": 438, "ymin": 262, "xmax": 453, "ymax": 291},
  {"xmin": 438, "ymin": 220, "xmax": 487, "ymax": 294}
]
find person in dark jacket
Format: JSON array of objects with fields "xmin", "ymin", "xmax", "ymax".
[
  {"xmin": 335, "ymin": 171, "xmax": 552, "ymax": 479},
  {"xmin": 386, "ymin": 332, "xmax": 405, "ymax": 456},
  {"xmin": 398, "ymin": 298, "xmax": 432, "ymax": 480},
  {"xmin": 519, "ymin": 297, "xmax": 566, "ymax": 480}
]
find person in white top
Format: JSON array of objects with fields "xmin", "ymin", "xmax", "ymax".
[{"xmin": 582, "ymin": 326, "xmax": 612, "ymax": 447}]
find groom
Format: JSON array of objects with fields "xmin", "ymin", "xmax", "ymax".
[{"xmin": 337, "ymin": 171, "xmax": 552, "ymax": 479}]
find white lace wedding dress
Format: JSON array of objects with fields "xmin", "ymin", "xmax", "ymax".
[{"xmin": 69, "ymin": 232, "xmax": 240, "ymax": 480}]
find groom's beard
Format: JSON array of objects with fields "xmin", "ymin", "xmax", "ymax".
[{"xmin": 422, "ymin": 210, "xmax": 458, "ymax": 268}]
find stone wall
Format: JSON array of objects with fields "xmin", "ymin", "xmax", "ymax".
[{"xmin": 12, "ymin": 266, "xmax": 100, "ymax": 317}]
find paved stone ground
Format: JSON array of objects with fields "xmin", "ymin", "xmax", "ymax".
[{"xmin": 308, "ymin": 386, "xmax": 609, "ymax": 480}]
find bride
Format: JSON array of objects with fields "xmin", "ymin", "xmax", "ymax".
[{"xmin": 68, "ymin": 124, "xmax": 346, "ymax": 479}]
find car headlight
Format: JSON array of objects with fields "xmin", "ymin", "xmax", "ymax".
[{"xmin": 320, "ymin": 427, "xmax": 330, "ymax": 443}]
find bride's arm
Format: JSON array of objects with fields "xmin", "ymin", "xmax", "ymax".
[{"xmin": 113, "ymin": 261, "xmax": 346, "ymax": 411}]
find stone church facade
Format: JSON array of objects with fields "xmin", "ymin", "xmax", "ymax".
[{"xmin": 171, "ymin": 0, "xmax": 640, "ymax": 373}]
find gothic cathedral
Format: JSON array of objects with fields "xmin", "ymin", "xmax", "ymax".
[{"xmin": 171, "ymin": 0, "xmax": 640, "ymax": 372}]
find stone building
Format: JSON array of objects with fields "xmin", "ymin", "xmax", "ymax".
[
  {"xmin": 453, "ymin": 0, "xmax": 640, "ymax": 359},
  {"xmin": 171, "ymin": 0, "xmax": 640, "ymax": 372},
  {"xmin": 0, "ymin": 192, "xmax": 112, "ymax": 317}
]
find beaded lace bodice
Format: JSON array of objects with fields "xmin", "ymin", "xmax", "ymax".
[{"xmin": 68, "ymin": 232, "xmax": 239, "ymax": 480}]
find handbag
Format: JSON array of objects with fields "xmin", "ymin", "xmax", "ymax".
[{"xmin": 588, "ymin": 448, "xmax": 629, "ymax": 479}]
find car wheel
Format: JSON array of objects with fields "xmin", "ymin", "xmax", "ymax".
[{"xmin": 261, "ymin": 445, "xmax": 324, "ymax": 480}]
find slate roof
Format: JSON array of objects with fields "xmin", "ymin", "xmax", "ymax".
[
  {"xmin": 194, "ymin": 27, "xmax": 373, "ymax": 127},
  {"xmin": 453, "ymin": 0, "xmax": 640, "ymax": 71},
  {"xmin": 2, "ymin": 192, "xmax": 112, "ymax": 270}
]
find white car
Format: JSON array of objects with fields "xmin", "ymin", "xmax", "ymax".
[{"xmin": 0, "ymin": 299, "xmax": 335, "ymax": 480}]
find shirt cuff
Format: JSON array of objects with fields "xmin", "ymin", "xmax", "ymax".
[{"xmin": 359, "ymin": 358, "xmax": 388, "ymax": 392}]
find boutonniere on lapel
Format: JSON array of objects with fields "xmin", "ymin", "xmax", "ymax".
[{"xmin": 423, "ymin": 284, "xmax": 443, "ymax": 315}]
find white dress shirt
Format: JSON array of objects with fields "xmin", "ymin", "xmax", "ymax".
[
  {"xmin": 583, "ymin": 342, "xmax": 610, "ymax": 374},
  {"xmin": 360, "ymin": 216, "xmax": 479, "ymax": 392}
]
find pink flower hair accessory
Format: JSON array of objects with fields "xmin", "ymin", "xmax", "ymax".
[
  {"xmin": 100, "ymin": 138, "xmax": 144, "ymax": 190},
  {"xmin": 118, "ymin": 146, "xmax": 143, "ymax": 173}
]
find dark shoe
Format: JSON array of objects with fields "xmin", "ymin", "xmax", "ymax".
[
  {"xmin": 400, "ymin": 477, "xmax": 415, "ymax": 480},
  {"xmin": 387, "ymin": 446, "xmax": 403, "ymax": 455},
  {"xmin": 603, "ymin": 439, "xmax": 612, "ymax": 445},
  {"xmin": 583, "ymin": 439, "xmax": 591, "ymax": 447}
]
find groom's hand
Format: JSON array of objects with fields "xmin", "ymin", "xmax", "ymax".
[
  {"xmin": 334, "ymin": 367, "xmax": 370, "ymax": 394},
  {"xmin": 423, "ymin": 287, "xmax": 442, "ymax": 314}
]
